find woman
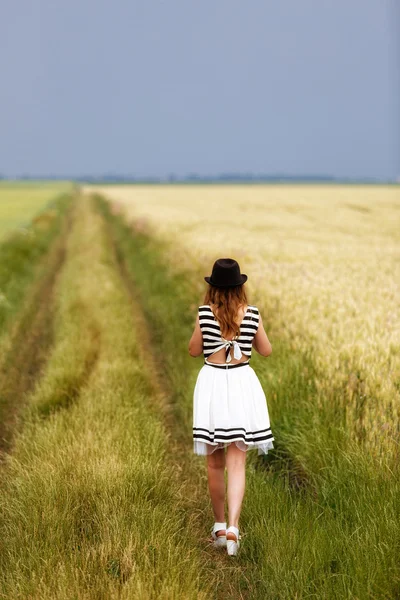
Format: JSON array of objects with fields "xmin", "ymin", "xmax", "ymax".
[{"xmin": 188, "ymin": 258, "xmax": 274, "ymax": 556}]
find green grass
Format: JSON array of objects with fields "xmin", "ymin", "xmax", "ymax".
[
  {"xmin": 0, "ymin": 181, "xmax": 73, "ymax": 239},
  {"xmin": 96, "ymin": 193, "xmax": 400, "ymax": 600},
  {"xmin": 0, "ymin": 191, "xmax": 73, "ymax": 338},
  {"xmin": 0, "ymin": 190, "xmax": 74, "ymax": 451},
  {"xmin": 0, "ymin": 194, "xmax": 222, "ymax": 600}
]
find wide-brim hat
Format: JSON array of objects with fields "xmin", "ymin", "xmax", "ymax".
[{"xmin": 204, "ymin": 258, "xmax": 247, "ymax": 287}]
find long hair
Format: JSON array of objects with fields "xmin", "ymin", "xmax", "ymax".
[{"xmin": 203, "ymin": 284, "xmax": 249, "ymax": 339}]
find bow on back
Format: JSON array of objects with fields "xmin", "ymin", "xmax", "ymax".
[{"xmin": 218, "ymin": 338, "xmax": 243, "ymax": 363}]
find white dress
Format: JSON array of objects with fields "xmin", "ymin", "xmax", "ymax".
[{"xmin": 192, "ymin": 305, "xmax": 274, "ymax": 456}]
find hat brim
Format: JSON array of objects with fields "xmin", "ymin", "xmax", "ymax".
[{"xmin": 204, "ymin": 274, "xmax": 247, "ymax": 287}]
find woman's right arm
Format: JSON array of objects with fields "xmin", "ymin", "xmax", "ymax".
[{"xmin": 253, "ymin": 313, "xmax": 272, "ymax": 357}]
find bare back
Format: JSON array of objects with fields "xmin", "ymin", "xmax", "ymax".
[{"xmin": 207, "ymin": 303, "xmax": 250, "ymax": 364}]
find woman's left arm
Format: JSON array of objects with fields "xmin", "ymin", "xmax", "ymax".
[{"xmin": 188, "ymin": 313, "xmax": 203, "ymax": 357}]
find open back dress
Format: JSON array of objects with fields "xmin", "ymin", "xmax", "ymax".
[{"xmin": 192, "ymin": 304, "xmax": 275, "ymax": 456}]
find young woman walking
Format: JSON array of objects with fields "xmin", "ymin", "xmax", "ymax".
[{"xmin": 188, "ymin": 258, "xmax": 274, "ymax": 556}]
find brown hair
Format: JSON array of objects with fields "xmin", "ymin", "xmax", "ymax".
[{"xmin": 203, "ymin": 284, "xmax": 249, "ymax": 339}]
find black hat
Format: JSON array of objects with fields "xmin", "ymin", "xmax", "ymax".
[{"xmin": 204, "ymin": 258, "xmax": 248, "ymax": 287}]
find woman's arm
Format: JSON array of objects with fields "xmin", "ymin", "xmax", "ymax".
[
  {"xmin": 188, "ymin": 313, "xmax": 203, "ymax": 357},
  {"xmin": 253, "ymin": 313, "xmax": 272, "ymax": 357}
]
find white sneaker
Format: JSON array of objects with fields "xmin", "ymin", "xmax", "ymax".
[
  {"xmin": 211, "ymin": 522, "xmax": 227, "ymax": 548},
  {"xmin": 226, "ymin": 525, "xmax": 240, "ymax": 556}
]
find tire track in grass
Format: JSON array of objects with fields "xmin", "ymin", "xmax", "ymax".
[
  {"xmin": 18, "ymin": 195, "xmax": 104, "ymax": 423},
  {"xmin": 101, "ymin": 200, "xmax": 260, "ymax": 600},
  {"xmin": 0, "ymin": 196, "xmax": 75, "ymax": 457}
]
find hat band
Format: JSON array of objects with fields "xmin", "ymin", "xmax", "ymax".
[{"xmin": 209, "ymin": 278, "xmax": 244, "ymax": 286}]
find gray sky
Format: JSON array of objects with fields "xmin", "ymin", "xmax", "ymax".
[{"xmin": 1, "ymin": 0, "xmax": 399, "ymax": 179}]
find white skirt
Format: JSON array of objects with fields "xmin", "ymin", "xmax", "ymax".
[{"xmin": 193, "ymin": 362, "xmax": 274, "ymax": 456}]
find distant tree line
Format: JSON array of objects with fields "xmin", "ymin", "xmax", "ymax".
[{"xmin": 0, "ymin": 172, "xmax": 397, "ymax": 184}]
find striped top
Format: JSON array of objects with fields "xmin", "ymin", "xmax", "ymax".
[{"xmin": 198, "ymin": 304, "xmax": 260, "ymax": 363}]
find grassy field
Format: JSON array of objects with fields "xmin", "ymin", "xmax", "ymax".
[
  {"xmin": 0, "ymin": 184, "xmax": 399, "ymax": 599},
  {"xmin": 0, "ymin": 181, "xmax": 72, "ymax": 239},
  {"xmin": 0, "ymin": 194, "xmax": 223, "ymax": 599}
]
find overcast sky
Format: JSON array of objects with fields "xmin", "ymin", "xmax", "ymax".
[{"xmin": 1, "ymin": 0, "xmax": 399, "ymax": 179}]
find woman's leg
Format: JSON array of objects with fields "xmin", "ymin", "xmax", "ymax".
[
  {"xmin": 206, "ymin": 447, "xmax": 226, "ymax": 523},
  {"xmin": 225, "ymin": 443, "xmax": 247, "ymax": 528}
]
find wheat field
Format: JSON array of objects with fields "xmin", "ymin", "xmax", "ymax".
[{"xmin": 86, "ymin": 184, "xmax": 400, "ymax": 461}]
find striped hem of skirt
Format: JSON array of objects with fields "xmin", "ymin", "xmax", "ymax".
[{"xmin": 193, "ymin": 426, "xmax": 274, "ymax": 444}]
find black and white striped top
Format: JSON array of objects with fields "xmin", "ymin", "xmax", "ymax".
[{"xmin": 198, "ymin": 304, "xmax": 260, "ymax": 363}]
